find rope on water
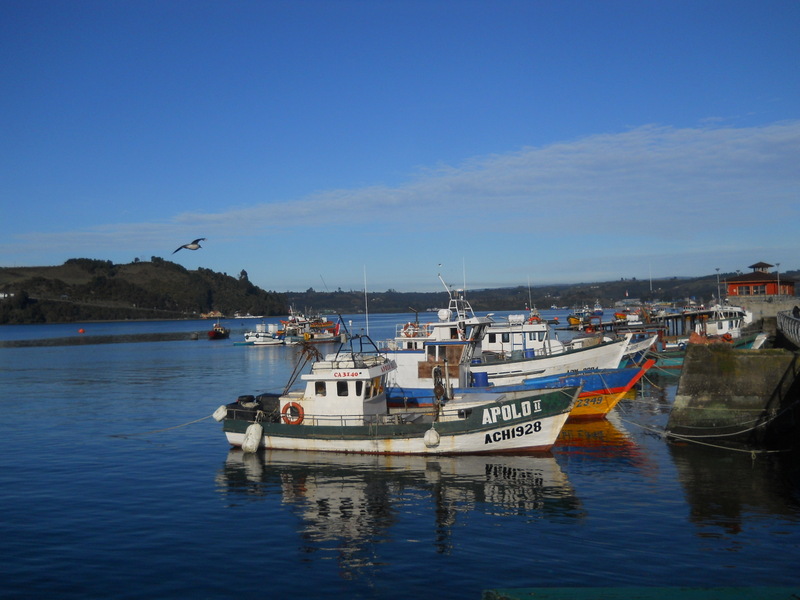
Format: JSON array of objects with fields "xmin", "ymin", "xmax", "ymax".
[
  {"xmin": 615, "ymin": 411, "xmax": 791, "ymax": 455},
  {"xmin": 109, "ymin": 414, "xmax": 215, "ymax": 438}
]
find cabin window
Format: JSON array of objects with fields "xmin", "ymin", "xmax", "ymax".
[
  {"xmin": 501, "ymin": 333, "xmax": 510, "ymax": 343},
  {"xmin": 315, "ymin": 382, "xmax": 326, "ymax": 396},
  {"xmin": 355, "ymin": 381, "xmax": 363, "ymax": 397},
  {"xmin": 427, "ymin": 346, "xmax": 438, "ymax": 362},
  {"xmin": 488, "ymin": 333, "xmax": 497, "ymax": 344},
  {"xmin": 337, "ymin": 381, "xmax": 349, "ymax": 397},
  {"xmin": 449, "ymin": 327, "xmax": 458, "ymax": 339}
]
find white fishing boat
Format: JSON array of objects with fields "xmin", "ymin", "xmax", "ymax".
[
  {"xmin": 694, "ymin": 304, "xmax": 752, "ymax": 339},
  {"xmin": 214, "ymin": 336, "xmax": 579, "ymax": 455},
  {"xmin": 242, "ymin": 322, "xmax": 283, "ymax": 346},
  {"xmin": 382, "ymin": 282, "xmax": 632, "ymax": 392}
]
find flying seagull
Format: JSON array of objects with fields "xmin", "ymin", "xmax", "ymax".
[{"xmin": 173, "ymin": 238, "xmax": 206, "ymax": 254}]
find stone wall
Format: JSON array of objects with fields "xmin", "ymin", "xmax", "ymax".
[{"xmin": 666, "ymin": 344, "xmax": 800, "ymax": 449}]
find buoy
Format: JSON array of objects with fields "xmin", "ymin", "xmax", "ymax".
[
  {"xmin": 212, "ymin": 405, "xmax": 228, "ymax": 422},
  {"xmin": 78, "ymin": 328, "xmax": 85, "ymax": 334},
  {"xmin": 423, "ymin": 426, "xmax": 440, "ymax": 448},
  {"xmin": 242, "ymin": 422, "xmax": 263, "ymax": 453}
]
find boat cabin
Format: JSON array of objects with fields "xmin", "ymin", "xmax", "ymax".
[
  {"xmin": 478, "ymin": 314, "xmax": 566, "ymax": 359},
  {"xmin": 285, "ymin": 353, "xmax": 397, "ymax": 426}
]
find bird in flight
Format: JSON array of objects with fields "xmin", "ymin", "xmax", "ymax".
[{"xmin": 173, "ymin": 238, "xmax": 206, "ymax": 254}]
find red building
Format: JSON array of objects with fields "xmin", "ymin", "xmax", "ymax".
[{"xmin": 726, "ymin": 262, "xmax": 795, "ymax": 298}]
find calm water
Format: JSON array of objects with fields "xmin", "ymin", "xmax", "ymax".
[{"xmin": 2, "ymin": 313, "xmax": 799, "ymax": 599}]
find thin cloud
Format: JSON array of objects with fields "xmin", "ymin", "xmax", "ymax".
[{"xmin": 3, "ymin": 120, "xmax": 798, "ymax": 283}]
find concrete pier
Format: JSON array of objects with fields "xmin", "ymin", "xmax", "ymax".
[{"xmin": 666, "ymin": 344, "xmax": 800, "ymax": 449}]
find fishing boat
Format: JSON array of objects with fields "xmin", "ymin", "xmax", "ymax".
[
  {"xmin": 208, "ymin": 321, "xmax": 230, "ymax": 340},
  {"xmin": 383, "ymin": 283, "xmax": 633, "ymax": 395},
  {"xmin": 278, "ymin": 308, "xmax": 342, "ymax": 344},
  {"xmin": 213, "ymin": 336, "xmax": 579, "ymax": 455},
  {"xmin": 387, "ymin": 359, "xmax": 655, "ymax": 421},
  {"xmin": 566, "ymin": 305, "xmax": 591, "ymax": 326},
  {"xmin": 647, "ymin": 304, "xmax": 765, "ymax": 370},
  {"xmin": 242, "ymin": 322, "xmax": 283, "ymax": 346}
]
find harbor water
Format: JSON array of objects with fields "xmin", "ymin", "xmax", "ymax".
[{"xmin": 1, "ymin": 312, "xmax": 799, "ymax": 599}]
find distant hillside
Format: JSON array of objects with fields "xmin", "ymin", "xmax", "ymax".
[
  {"xmin": 285, "ymin": 269, "xmax": 798, "ymax": 315},
  {"xmin": 2, "ymin": 258, "xmax": 796, "ymax": 324},
  {"xmin": 0, "ymin": 258, "xmax": 287, "ymax": 324}
]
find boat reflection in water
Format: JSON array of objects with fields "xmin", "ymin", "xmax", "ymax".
[{"xmin": 217, "ymin": 450, "xmax": 582, "ymax": 569}]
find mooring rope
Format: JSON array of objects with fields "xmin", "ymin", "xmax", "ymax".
[
  {"xmin": 109, "ymin": 414, "xmax": 215, "ymax": 438},
  {"xmin": 614, "ymin": 387, "xmax": 797, "ymax": 455}
]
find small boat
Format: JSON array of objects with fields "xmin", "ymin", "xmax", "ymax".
[
  {"xmin": 567, "ymin": 305, "xmax": 591, "ymax": 326},
  {"xmin": 214, "ymin": 336, "xmax": 579, "ymax": 454},
  {"xmin": 242, "ymin": 322, "xmax": 283, "ymax": 346},
  {"xmin": 278, "ymin": 308, "xmax": 342, "ymax": 344},
  {"xmin": 208, "ymin": 321, "xmax": 230, "ymax": 340}
]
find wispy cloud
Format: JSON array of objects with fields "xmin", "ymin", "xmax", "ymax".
[{"xmin": 4, "ymin": 120, "xmax": 799, "ymax": 286}]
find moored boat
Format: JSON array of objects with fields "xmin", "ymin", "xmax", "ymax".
[
  {"xmin": 243, "ymin": 322, "xmax": 283, "ymax": 346},
  {"xmin": 387, "ymin": 359, "xmax": 655, "ymax": 421},
  {"xmin": 278, "ymin": 308, "xmax": 342, "ymax": 344},
  {"xmin": 214, "ymin": 336, "xmax": 579, "ymax": 455},
  {"xmin": 208, "ymin": 321, "xmax": 230, "ymax": 340},
  {"xmin": 383, "ymin": 285, "xmax": 633, "ymax": 394}
]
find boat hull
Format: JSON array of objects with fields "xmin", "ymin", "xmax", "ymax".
[
  {"xmin": 468, "ymin": 338, "xmax": 629, "ymax": 385},
  {"xmin": 221, "ymin": 388, "xmax": 577, "ymax": 455},
  {"xmin": 387, "ymin": 360, "xmax": 654, "ymax": 421}
]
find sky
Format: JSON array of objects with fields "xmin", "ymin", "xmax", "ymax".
[{"xmin": 1, "ymin": 0, "xmax": 798, "ymax": 293}]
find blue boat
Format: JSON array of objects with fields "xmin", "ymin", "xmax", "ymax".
[{"xmin": 387, "ymin": 359, "xmax": 654, "ymax": 420}]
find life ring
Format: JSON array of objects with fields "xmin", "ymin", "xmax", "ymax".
[
  {"xmin": 282, "ymin": 402, "xmax": 304, "ymax": 425},
  {"xmin": 403, "ymin": 323, "xmax": 416, "ymax": 337},
  {"xmin": 254, "ymin": 333, "xmax": 260, "ymax": 338},
  {"xmin": 528, "ymin": 316, "xmax": 540, "ymax": 323},
  {"xmin": 722, "ymin": 333, "xmax": 733, "ymax": 342}
]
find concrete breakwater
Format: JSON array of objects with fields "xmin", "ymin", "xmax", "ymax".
[
  {"xmin": 666, "ymin": 344, "xmax": 800, "ymax": 449},
  {"xmin": 0, "ymin": 331, "xmax": 201, "ymax": 348}
]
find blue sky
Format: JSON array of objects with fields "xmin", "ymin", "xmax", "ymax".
[{"xmin": 1, "ymin": 1, "xmax": 798, "ymax": 293}]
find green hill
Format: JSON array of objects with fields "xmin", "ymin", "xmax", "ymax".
[
  {"xmin": 2, "ymin": 258, "xmax": 796, "ymax": 324},
  {"xmin": 0, "ymin": 258, "xmax": 287, "ymax": 324}
]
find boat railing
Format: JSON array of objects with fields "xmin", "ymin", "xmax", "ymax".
[
  {"xmin": 297, "ymin": 411, "xmax": 437, "ymax": 427},
  {"xmin": 394, "ymin": 322, "xmax": 432, "ymax": 338},
  {"xmin": 777, "ymin": 310, "xmax": 800, "ymax": 350}
]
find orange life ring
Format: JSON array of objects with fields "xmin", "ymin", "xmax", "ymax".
[
  {"xmin": 282, "ymin": 402, "xmax": 304, "ymax": 425},
  {"xmin": 403, "ymin": 323, "xmax": 416, "ymax": 337}
]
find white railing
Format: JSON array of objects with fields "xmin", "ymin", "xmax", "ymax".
[{"xmin": 777, "ymin": 310, "xmax": 800, "ymax": 350}]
